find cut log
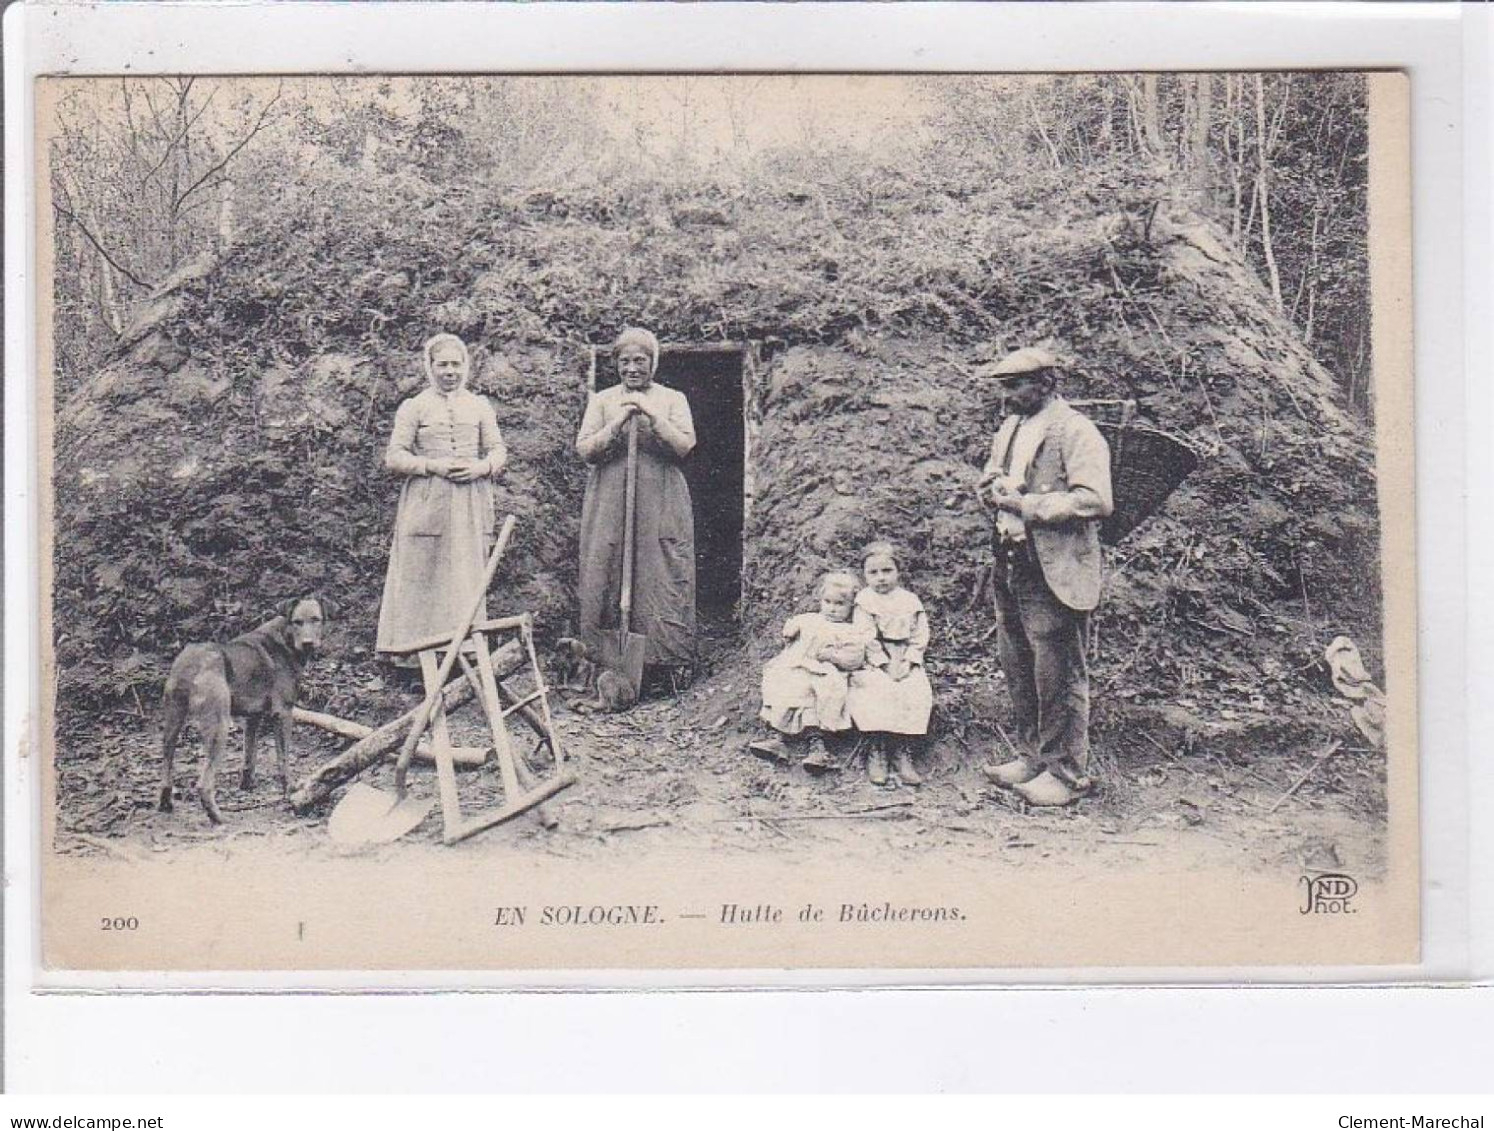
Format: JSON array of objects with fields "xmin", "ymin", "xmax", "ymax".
[
  {"xmin": 289, "ymin": 679, "xmax": 476, "ymax": 812},
  {"xmin": 290, "ymin": 640, "xmax": 526, "ymax": 813},
  {"xmin": 292, "ymin": 708, "xmax": 488, "ymax": 768},
  {"xmin": 293, "ymin": 708, "xmax": 373, "ymax": 743}
]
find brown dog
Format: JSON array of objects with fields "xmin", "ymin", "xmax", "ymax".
[
  {"xmin": 159, "ymin": 597, "xmax": 327, "ymax": 823},
  {"xmin": 552, "ymin": 636, "xmax": 635, "ymax": 713}
]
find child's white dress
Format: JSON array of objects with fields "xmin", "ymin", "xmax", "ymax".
[
  {"xmin": 760, "ymin": 613, "xmax": 872, "ymax": 735},
  {"xmin": 847, "ymin": 587, "xmax": 934, "ymax": 735}
]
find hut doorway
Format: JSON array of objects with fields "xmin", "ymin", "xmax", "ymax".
[{"xmin": 589, "ymin": 343, "xmax": 749, "ymax": 624}]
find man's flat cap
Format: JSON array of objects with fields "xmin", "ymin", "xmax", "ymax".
[{"xmin": 980, "ymin": 347, "xmax": 1061, "ymax": 381}]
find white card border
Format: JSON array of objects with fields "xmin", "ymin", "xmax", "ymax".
[{"xmin": 5, "ymin": 0, "xmax": 1488, "ymax": 1090}]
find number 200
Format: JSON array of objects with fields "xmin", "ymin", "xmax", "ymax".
[{"xmin": 100, "ymin": 916, "xmax": 138, "ymax": 931}]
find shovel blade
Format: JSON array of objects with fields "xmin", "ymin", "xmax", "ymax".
[
  {"xmin": 328, "ymin": 782, "xmax": 434, "ymax": 846},
  {"xmin": 597, "ymin": 628, "xmax": 647, "ymax": 700}
]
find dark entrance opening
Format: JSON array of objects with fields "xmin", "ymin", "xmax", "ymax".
[{"xmin": 591, "ymin": 344, "xmax": 747, "ymax": 623}]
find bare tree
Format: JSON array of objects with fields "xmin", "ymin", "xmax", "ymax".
[
  {"xmin": 51, "ymin": 78, "xmax": 286, "ymax": 339},
  {"xmin": 1254, "ymin": 75, "xmax": 1284, "ymax": 310}
]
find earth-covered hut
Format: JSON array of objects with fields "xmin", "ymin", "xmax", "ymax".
[{"xmin": 52, "ymin": 156, "xmax": 1382, "ymax": 772}]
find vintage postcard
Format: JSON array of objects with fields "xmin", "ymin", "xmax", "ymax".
[{"xmin": 34, "ymin": 70, "xmax": 1416, "ymax": 976}]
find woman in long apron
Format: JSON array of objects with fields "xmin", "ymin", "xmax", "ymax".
[
  {"xmin": 376, "ymin": 333, "xmax": 507, "ymax": 664},
  {"xmin": 575, "ymin": 327, "xmax": 698, "ymax": 692}
]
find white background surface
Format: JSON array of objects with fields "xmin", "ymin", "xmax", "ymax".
[{"xmin": 5, "ymin": 0, "xmax": 1490, "ymax": 1092}]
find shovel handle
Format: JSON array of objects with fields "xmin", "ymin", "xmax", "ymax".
[
  {"xmin": 620, "ymin": 417, "xmax": 639, "ymax": 634},
  {"xmin": 394, "ymin": 514, "xmax": 518, "ymax": 794}
]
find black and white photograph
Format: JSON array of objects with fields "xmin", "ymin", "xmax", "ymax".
[{"xmin": 36, "ymin": 70, "xmax": 1416, "ymax": 972}]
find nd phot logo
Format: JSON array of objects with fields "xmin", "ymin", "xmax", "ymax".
[{"xmin": 1299, "ymin": 872, "xmax": 1358, "ymax": 915}]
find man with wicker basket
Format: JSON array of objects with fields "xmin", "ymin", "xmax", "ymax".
[{"xmin": 976, "ymin": 348, "xmax": 1114, "ymax": 808}]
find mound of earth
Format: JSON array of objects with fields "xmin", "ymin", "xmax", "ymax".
[{"xmin": 53, "ymin": 170, "xmax": 1382, "ymax": 818}]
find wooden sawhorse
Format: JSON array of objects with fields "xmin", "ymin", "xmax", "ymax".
[{"xmin": 397, "ymin": 613, "xmax": 575, "ymax": 845}]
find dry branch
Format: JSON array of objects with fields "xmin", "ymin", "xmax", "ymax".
[
  {"xmin": 289, "ymin": 637, "xmax": 526, "ymax": 812},
  {"xmin": 718, "ymin": 801, "xmax": 914, "ymax": 824},
  {"xmin": 292, "ymin": 707, "xmax": 487, "ymax": 767},
  {"xmin": 173, "ymin": 83, "xmax": 285, "ymax": 212},
  {"xmin": 51, "ymin": 201, "xmax": 150, "ymax": 290},
  {"xmin": 1266, "ymin": 740, "xmax": 1343, "ymax": 814}
]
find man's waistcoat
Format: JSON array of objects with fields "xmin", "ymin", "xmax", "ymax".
[{"xmin": 991, "ymin": 400, "xmax": 1114, "ymax": 612}]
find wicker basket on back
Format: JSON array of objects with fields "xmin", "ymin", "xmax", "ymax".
[{"xmin": 1071, "ymin": 400, "xmax": 1200, "ymax": 545}]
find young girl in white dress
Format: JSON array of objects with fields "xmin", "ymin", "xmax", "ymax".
[
  {"xmin": 750, "ymin": 570, "xmax": 872, "ymax": 773},
  {"xmin": 847, "ymin": 541, "xmax": 934, "ymax": 785}
]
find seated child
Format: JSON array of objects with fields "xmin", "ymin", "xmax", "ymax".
[
  {"xmin": 750, "ymin": 570, "xmax": 872, "ymax": 772},
  {"xmin": 847, "ymin": 541, "xmax": 934, "ymax": 786}
]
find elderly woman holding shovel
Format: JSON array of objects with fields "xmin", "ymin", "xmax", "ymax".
[
  {"xmin": 376, "ymin": 332, "xmax": 508, "ymax": 665},
  {"xmin": 576, "ymin": 326, "xmax": 698, "ymax": 699}
]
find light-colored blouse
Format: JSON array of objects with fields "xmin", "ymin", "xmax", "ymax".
[
  {"xmin": 780, "ymin": 612, "xmax": 874, "ymax": 674},
  {"xmin": 854, "ymin": 586, "xmax": 931, "ymax": 667},
  {"xmin": 386, "ymin": 386, "xmax": 507, "ymax": 478}
]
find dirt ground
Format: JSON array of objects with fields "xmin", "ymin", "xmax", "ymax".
[{"xmin": 52, "ymin": 627, "xmax": 1386, "ymax": 879}]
